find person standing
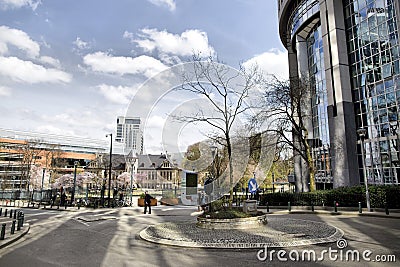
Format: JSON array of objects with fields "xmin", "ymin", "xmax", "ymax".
[
  {"xmin": 61, "ymin": 192, "xmax": 66, "ymax": 206},
  {"xmin": 144, "ymin": 191, "xmax": 153, "ymax": 214}
]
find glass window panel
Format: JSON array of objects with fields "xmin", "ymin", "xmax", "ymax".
[
  {"xmin": 359, "ymin": 0, "xmax": 367, "ymax": 9},
  {"xmin": 386, "ymin": 93, "xmax": 396, "ymax": 106},
  {"xmin": 394, "ymin": 60, "xmax": 400, "ymax": 75},
  {"xmin": 382, "ymin": 64, "xmax": 392, "ymax": 78}
]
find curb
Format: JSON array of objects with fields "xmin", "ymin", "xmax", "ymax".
[
  {"xmin": 0, "ymin": 223, "xmax": 30, "ymax": 249},
  {"xmin": 266, "ymin": 210, "xmax": 400, "ymax": 219},
  {"xmin": 139, "ymin": 218, "xmax": 344, "ymax": 249}
]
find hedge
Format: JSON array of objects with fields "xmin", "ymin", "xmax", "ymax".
[{"xmin": 259, "ymin": 185, "xmax": 400, "ymax": 209}]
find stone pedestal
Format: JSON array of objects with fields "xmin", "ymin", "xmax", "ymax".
[{"xmin": 243, "ymin": 200, "xmax": 257, "ymax": 214}]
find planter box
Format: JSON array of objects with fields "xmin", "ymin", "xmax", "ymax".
[
  {"xmin": 196, "ymin": 214, "xmax": 267, "ymax": 229},
  {"xmin": 160, "ymin": 198, "xmax": 179, "ymax": 206},
  {"xmin": 138, "ymin": 198, "xmax": 158, "ymax": 207}
]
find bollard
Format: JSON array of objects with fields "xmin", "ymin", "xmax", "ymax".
[
  {"xmin": 0, "ymin": 223, "xmax": 5, "ymax": 240},
  {"xmin": 266, "ymin": 202, "xmax": 269, "ymax": 213},
  {"xmin": 17, "ymin": 217, "xmax": 21, "ymax": 231},
  {"xmin": 17, "ymin": 212, "xmax": 23, "ymax": 230},
  {"xmin": 4, "ymin": 209, "xmax": 7, "ymax": 217},
  {"xmin": 358, "ymin": 202, "xmax": 362, "ymax": 214},
  {"xmin": 10, "ymin": 209, "xmax": 13, "ymax": 218},
  {"xmin": 385, "ymin": 202, "xmax": 389, "ymax": 215},
  {"xmin": 311, "ymin": 202, "xmax": 314, "ymax": 212},
  {"xmin": 0, "ymin": 207, "xmax": 2, "ymax": 216},
  {"xmin": 334, "ymin": 201, "xmax": 337, "ymax": 213},
  {"xmin": 11, "ymin": 220, "xmax": 16, "ymax": 234},
  {"xmin": 288, "ymin": 201, "xmax": 291, "ymax": 212}
]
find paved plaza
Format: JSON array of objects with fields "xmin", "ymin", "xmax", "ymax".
[
  {"xmin": 0, "ymin": 203, "xmax": 399, "ymax": 266},
  {"xmin": 140, "ymin": 217, "xmax": 343, "ymax": 248}
]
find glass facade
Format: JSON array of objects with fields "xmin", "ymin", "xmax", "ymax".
[
  {"xmin": 307, "ymin": 24, "xmax": 333, "ymax": 188},
  {"xmin": 289, "ymin": 0, "xmax": 320, "ymax": 40},
  {"xmin": 344, "ymin": 0, "xmax": 400, "ymax": 184}
]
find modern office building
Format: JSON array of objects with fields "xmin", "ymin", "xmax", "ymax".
[
  {"xmin": 278, "ymin": 0, "xmax": 400, "ymax": 190},
  {"xmin": 115, "ymin": 116, "xmax": 143, "ymax": 155},
  {"xmin": 0, "ymin": 128, "xmax": 108, "ymax": 189}
]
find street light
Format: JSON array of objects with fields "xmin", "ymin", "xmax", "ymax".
[
  {"xmin": 40, "ymin": 167, "xmax": 46, "ymax": 201},
  {"xmin": 71, "ymin": 161, "xmax": 78, "ymax": 205},
  {"xmin": 48, "ymin": 170, "xmax": 52, "ymax": 189},
  {"xmin": 129, "ymin": 156, "xmax": 137, "ymax": 206},
  {"xmin": 106, "ymin": 133, "xmax": 113, "ymax": 208},
  {"xmin": 357, "ymin": 128, "xmax": 371, "ymax": 212}
]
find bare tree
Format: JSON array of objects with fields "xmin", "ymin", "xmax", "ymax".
[
  {"xmin": 174, "ymin": 56, "xmax": 260, "ymax": 207},
  {"xmin": 43, "ymin": 143, "xmax": 63, "ymax": 184},
  {"xmin": 254, "ymin": 75, "xmax": 315, "ymax": 191},
  {"xmin": 17, "ymin": 139, "xmax": 42, "ymax": 191}
]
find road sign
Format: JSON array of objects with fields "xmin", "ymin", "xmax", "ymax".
[{"xmin": 248, "ymin": 178, "xmax": 258, "ymax": 194}]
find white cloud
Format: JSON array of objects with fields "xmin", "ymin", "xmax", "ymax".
[
  {"xmin": 83, "ymin": 51, "xmax": 168, "ymax": 78},
  {"xmin": 147, "ymin": 0, "xmax": 176, "ymax": 11},
  {"xmin": 0, "ymin": 25, "xmax": 40, "ymax": 58},
  {"xmin": 97, "ymin": 84, "xmax": 137, "ymax": 104},
  {"xmin": 243, "ymin": 49, "xmax": 289, "ymax": 79},
  {"xmin": 145, "ymin": 115, "xmax": 166, "ymax": 129},
  {"xmin": 39, "ymin": 56, "xmax": 61, "ymax": 68},
  {"xmin": 73, "ymin": 37, "xmax": 90, "ymax": 51},
  {"xmin": 35, "ymin": 125, "xmax": 76, "ymax": 137},
  {"xmin": 0, "ymin": 56, "xmax": 72, "ymax": 83},
  {"xmin": 0, "ymin": 0, "xmax": 41, "ymax": 10},
  {"xmin": 134, "ymin": 28, "xmax": 215, "ymax": 57},
  {"xmin": 0, "ymin": 85, "xmax": 11, "ymax": 96}
]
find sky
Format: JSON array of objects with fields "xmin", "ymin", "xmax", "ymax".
[{"xmin": 0, "ymin": 0, "xmax": 288, "ymax": 154}]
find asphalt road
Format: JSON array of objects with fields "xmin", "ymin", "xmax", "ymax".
[{"xmin": 0, "ymin": 207, "xmax": 398, "ymax": 267}]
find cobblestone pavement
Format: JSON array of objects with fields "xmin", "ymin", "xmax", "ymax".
[{"xmin": 140, "ymin": 216, "xmax": 344, "ymax": 248}]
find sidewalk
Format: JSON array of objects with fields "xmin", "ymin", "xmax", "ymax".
[
  {"xmin": 258, "ymin": 206, "xmax": 400, "ymax": 219},
  {"xmin": 0, "ymin": 207, "xmax": 29, "ymax": 249}
]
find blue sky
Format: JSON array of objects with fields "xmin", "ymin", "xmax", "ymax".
[{"xmin": 0, "ymin": 0, "xmax": 288, "ymax": 153}]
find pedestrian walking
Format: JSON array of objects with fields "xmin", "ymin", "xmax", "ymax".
[
  {"xmin": 61, "ymin": 192, "xmax": 66, "ymax": 206},
  {"xmin": 144, "ymin": 191, "xmax": 153, "ymax": 214}
]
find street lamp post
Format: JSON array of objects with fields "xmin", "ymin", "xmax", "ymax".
[
  {"xmin": 41, "ymin": 168, "xmax": 46, "ymax": 201},
  {"xmin": 357, "ymin": 128, "xmax": 371, "ymax": 212},
  {"xmin": 48, "ymin": 171, "xmax": 52, "ymax": 189},
  {"xmin": 272, "ymin": 172, "xmax": 275, "ymax": 193},
  {"xmin": 129, "ymin": 157, "xmax": 137, "ymax": 206},
  {"xmin": 106, "ymin": 134, "xmax": 113, "ymax": 208},
  {"xmin": 71, "ymin": 161, "xmax": 78, "ymax": 205}
]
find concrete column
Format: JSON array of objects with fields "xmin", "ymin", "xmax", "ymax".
[
  {"xmin": 394, "ymin": 0, "xmax": 400, "ymax": 31},
  {"xmin": 320, "ymin": 0, "xmax": 360, "ymax": 187},
  {"xmin": 288, "ymin": 42, "xmax": 311, "ymax": 192}
]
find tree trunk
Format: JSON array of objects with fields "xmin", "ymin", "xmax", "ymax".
[
  {"xmin": 227, "ymin": 135, "xmax": 233, "ymax": 208},
  {"xmin": 304, "ymin": 137, "xmax": 315, "ymax": 191}
]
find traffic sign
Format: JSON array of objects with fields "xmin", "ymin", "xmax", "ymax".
[{"xmin": 248, "ymin": 178, "xmax": 258, "ymax": 194}]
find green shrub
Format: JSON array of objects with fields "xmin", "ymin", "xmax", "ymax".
[
  {"xmin": 201, "ymin": 208, "xmax": 263, "ymax": 219},
  {"xmin": 259, "ymin": 185, "xmax": 400, "ymax": 208},
  {"xmin": 210, "ymin": 199, "xmax": 225, "ymax": 211}
]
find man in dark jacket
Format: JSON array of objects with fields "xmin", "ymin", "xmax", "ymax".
[{"xmin": 144, "ymin": 191, "xmax": 153, "ymax": 214}]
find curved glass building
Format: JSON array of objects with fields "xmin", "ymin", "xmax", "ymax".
[{"xmin": 278, "ymin": 0, "xmax": 400, "ymax": 191}]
